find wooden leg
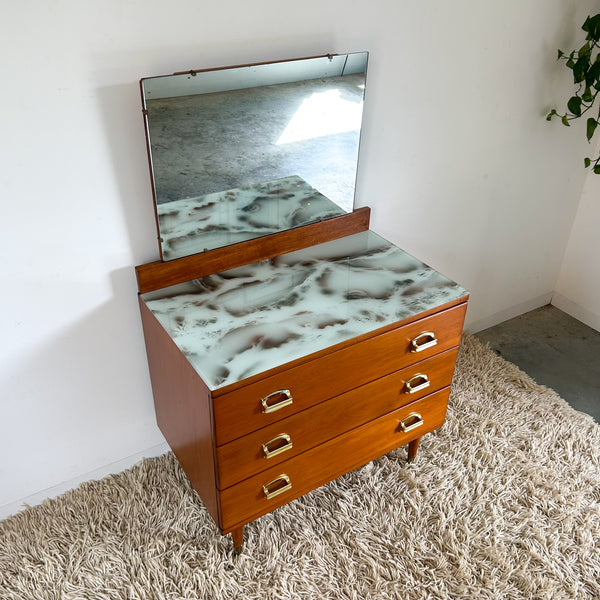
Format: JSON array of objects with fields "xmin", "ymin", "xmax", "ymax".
[
  {"xmin": 231, "ymin": 526, "xmax": 244, "ymax": 554},
  {"xmin": 407, "ymin": 437, "xmax": 421, "ymax": 463}
]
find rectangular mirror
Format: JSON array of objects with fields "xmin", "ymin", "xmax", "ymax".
[{"xmin": 141, "ymin": 52, "xmax": 368, "ymax": 260}]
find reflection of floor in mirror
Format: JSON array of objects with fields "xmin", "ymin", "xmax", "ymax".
[{"xmin": 145, "ymin": 73, "xmax": 364, "ymax": 212}]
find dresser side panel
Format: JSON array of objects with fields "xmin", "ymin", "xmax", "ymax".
[{"xmin": 138, "ymin": 297, "xmax": 220, "ymax": 526}]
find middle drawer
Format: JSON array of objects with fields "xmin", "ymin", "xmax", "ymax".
[{"xmin": 216, "ymin": 347, "xmax": 458, "ymax": 489}]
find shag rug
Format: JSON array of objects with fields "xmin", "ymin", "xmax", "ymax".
[{"xmin": 1, "ymin": 336, "xmax": 599, "ymax": 600}]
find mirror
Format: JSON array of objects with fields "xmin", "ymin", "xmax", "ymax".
[{"xmin": 141, "ymin": 52, "xmax": 368, "ymax": 260}]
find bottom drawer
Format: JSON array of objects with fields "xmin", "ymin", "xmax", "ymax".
[{"xmin": 219, "ymin": 386, "xmax": 450, "ymax": 531}]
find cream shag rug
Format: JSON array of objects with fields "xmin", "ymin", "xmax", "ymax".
[{"xmin": 1, "ymin": 336, "xmax": 599, "ymax": 600}]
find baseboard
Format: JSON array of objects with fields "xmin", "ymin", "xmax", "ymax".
[
  {"xmin": 0, "ymin": 442, "xmax": 170, "ymax": 522},
  {"xmin": 465, "ymin": 293, "xmax": 553, "ymax": 334},
  {"xmin": 551, "ymin": 293, "xmax": 600, "ymax": 333}
]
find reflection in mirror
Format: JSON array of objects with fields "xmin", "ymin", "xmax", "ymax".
[{"xmin": 141, "ymin": 52, "xmax": 368, "ymax": 260}]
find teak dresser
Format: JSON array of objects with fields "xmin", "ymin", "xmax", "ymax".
[{"xmin": 135, "ymin": 211, "xmax": 468, "ymax": 551}]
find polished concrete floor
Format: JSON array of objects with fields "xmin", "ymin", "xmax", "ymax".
[{"xmin": 475, "ymin": 305, "xmax": 600, "ymax": 423}]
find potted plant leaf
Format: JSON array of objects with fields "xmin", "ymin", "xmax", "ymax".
[{"xmin": 547, "ymin": 14, "xmax": 600, "ymax": 173}]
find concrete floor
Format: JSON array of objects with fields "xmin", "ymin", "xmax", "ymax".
[{"xmin": 475, "ymin": 305, "xmax": 600, "ymax": 423}]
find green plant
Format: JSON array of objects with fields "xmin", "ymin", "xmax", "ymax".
[{"xmin": 547, "ymin": 14, "xmax": 600, "ymax": 173}]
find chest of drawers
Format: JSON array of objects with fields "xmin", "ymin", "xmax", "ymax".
[{"xmin": 137, "ymin": 228, "xmax": 468, "ymax": 551}]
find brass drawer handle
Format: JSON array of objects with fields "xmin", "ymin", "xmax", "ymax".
[
  {"xmin": 399, "ymin": 412, "xmax": 424, "ymax": 433},
  {"xmin": 404, "ymin": 373, "xmax": 431, "ymax": 394},
  {"xmin": 261, "ymin": 389, "xmax": 293, "ymax": 414},
  {"xmin": 262, "ymin": 434, "xmax": 293, "ymax": 459},
  {"xmin": 263, "ymin": 474, "xmax": 292, "ymax": 500},
  {"xmin": 409, "ymin": 331, "xmax": 438, "ymax": 353}
]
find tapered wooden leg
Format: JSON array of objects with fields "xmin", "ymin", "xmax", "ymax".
[
  {"xmin": 231, "ymin": 526, "xmax": 244, "ymax": 554},
  {"xmin": 407, "ymin": 437, "xmax": 421, "ymax": 463}
]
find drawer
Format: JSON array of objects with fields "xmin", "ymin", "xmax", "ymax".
[
  {"xmin": 219, "ymin": 386, "xmax": 450, "ymax": 531},
  {"xmin": 213, "ymin": 302, "xmax": 466, "ymax": 445},
  {"xmin": 216, "ymin": 348, "xmax": 458, "ymax": 489}
]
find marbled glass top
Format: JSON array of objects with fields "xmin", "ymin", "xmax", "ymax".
[
  {"xmin": 158, "ymin": 175, "xmax": 346, "ymax": 260},
  {"xmin": 142, "ymin": 230, "xmax": 468, "ymax": 390}
]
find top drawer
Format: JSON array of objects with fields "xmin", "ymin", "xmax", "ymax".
[{"xmin": 213, "ymin": 302, "xmax": 467, "ymax": 445}]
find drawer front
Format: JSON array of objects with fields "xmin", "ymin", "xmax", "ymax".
[
  {"xmin": 219, "ymin": 387, "xmax": 450, "ymax": 531},
  {"xmin": 216, "ymin": 348, "xmax": 458, "ymax": 489},
  {"xmin": 214, "ymin": 302, "xmax": 466, "ymax": 446}
]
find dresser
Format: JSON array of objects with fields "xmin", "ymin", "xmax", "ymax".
[
  {"xmin": 136, "ymin": 52, "xmax": 468, "ymax": 551},
  {"xmin": 136, "ymin": 224, "xmax": 468, "ymax": 551}
]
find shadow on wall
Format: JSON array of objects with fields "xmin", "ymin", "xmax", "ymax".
[
  {"xmin": 93, "ymin": 36, "xmax": 341, "ymax": 266},
  {"xmin": 95, "ymin": 83, "xmax": 159, "ymax": 264},
  {"xmin": 0, "ymin": 267, "xmax": 163, "ymax": 510}
]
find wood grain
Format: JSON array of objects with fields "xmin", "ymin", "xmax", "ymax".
[
  {"xmin": 138, "ymin": 298, "xmax": 221, "ymax": 526},
  {"xmin": 135, "ymin": 207, "xmax": 371, "ymax": 294},
  {"xmin": 219, "ymin": 387, "xmax": 450, "ymax": 532},
  {"xmin": 216, "ymin": 347, "xmax": 459, "ymax": 488},
  {"xmin": 213, "ymin": 302, "xmax": 467, "ymax": 446}
]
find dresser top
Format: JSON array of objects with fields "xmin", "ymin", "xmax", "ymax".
[{"xmin": 142, "ymin": 230, "xmax": 468, "ymax": 390}]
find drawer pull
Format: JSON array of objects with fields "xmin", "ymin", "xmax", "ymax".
[
  {"xmin": 263, "ymin": 474, "xmax": 292, "ymax": 500},
  {"xmin": 404, "ymin": 373, "xmax": 431, "ymax": 394},
  {"xmin": 409, "ymin": 331, "xmax": 438, "ymax": 353},
  {"xmin": 399, "ymin": 412, "xmax": 424, "ymax": 433},
  {"xmin": 261, "ymin": 389, "xmax": 293, "ymax": 414},
  {"xmin": 262, "ymin": 434, "xmax": 293, "ymax": 459}
]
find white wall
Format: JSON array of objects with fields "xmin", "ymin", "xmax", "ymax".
[
  {"xmin": 0, "ymin": 0, "xmax": 595, "ymax": 518},
  {"xmin": 357, "ymin": 3, "xmax": 597, "ymax": 333},
  {"xmin": 553, "ymin": 142, "xmax": 600, "ymax": 331}
]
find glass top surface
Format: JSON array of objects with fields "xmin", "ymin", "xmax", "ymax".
[{"xmin": 142, "ymin": 231, "xmax": 468, "ymax": 390}]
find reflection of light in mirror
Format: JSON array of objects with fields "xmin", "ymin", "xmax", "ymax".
[{"xmin": 276, "ymin": 89, "xmax": 363, "ymax": 145}]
